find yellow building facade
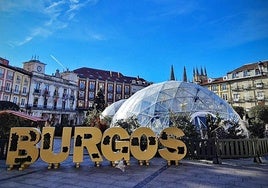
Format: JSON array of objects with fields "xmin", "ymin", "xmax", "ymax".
[
  {"xmin": 200, "ymin": 61, "xmax": 268, "ymax": 112},
  {"xmin": 0, "ymin": 58, "xmax": 31, "ymax": 110}
]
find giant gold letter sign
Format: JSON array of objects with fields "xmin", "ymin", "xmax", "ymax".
[
  {"xmin": 158, "ymin": 127, "xmax": 187, "ymax": 165},
  {"xmin": 130, "ymin": 127, "xmax": 158, "ymax": 165},
  {"xmin": 73, "ymin": 127, "xmax": 103, "ymax": 167},
  {"xmin": 101, "ymin": 127, "xmax": 130, "ymax": 166},
  {"xmin": 40, "ymin": 127, "xmax": 72, "ymax": 169},
  {"xmin": 6, "ymin": 127, "xmax": 41, "ymax": 170}
]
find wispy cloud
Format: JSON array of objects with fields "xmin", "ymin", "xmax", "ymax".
[
  {"xmin": 3, "ymin": 0, "xmax": 100, "ymax": 47},
  {"xmin": 146, "ymin": 0, "xmax": 197, "ymax": 20},
  {"xmin": 208, "ymin": 9, "xmax": 268, "ymax": 47}
]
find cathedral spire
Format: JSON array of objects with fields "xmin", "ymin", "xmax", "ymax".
[
  {"xmin": 201, "ymin": 67, "xmax": 204, "ymax": 76},
  {"xmin": 183, "ymin": 66, "xmax": 187, "ymax": 82},
  {"xmin": 170, "ymin": 65, "xmax": 175, "ymax": 81}
]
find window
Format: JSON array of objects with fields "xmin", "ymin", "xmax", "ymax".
[
  {"xmin": 33, "ymin": 97, "xmax": 38, "ymax": 107},
  {"xmin": 116, "ymin": 94, "xmax": 121, "ymax": 100},
  {"xmin": 99, "ymin": 82, "xmax": 104, "ymax": 91},
  {"xmin": 44, "ymin": 97, "xmax": 48, "ymax": 108},
  {"xmin": 63, "ymin": 88, "xmax": 68, "ymax": 98},
  {"xmin": 222, "ymin": 93, "xmax": 228, "ymax": 100},
  {"xmin": 13, "ymin": 97, "xmax": 18, "ymax": 104},
  {"xmin": 243, "ymin": 70, "xmax": 248, "ymax": 77},
  {"xmin": 232, "ymin": 72, "xmax": 238, "ymax": 78},
  {"xmin": 14, "ymin": 85, "xmax": 19, "ymax": 93},
  {"xmin": 79, "ymin": 91, "xmax": 85, "ymax": 99},
  {"xmin": 22, "ymin": 87, "xmax": 27, "ymax": 94},
  {"xmin": 45, "ymin": 84, "xmax": 49, "ymax": 90},
  {"xmin": 116, "ymin": 85, "xmax": 122, "ymax": 93},
  {"xmin": 35, "ymin": 82, "xmax": 40, "ymax": 90},
  {"xmin": 21, "ymin": 98, "xmax": 25, "ymax": 106},
  {"xmin": 70, "ymin": 90, "xmax": 75, "ymax": 100},
  {"xmin": 221, "ymin": 84, "xmax": 227, "ymax": 91},
  {"xmin": 233, "ymin": 94, "xmax": 240, "ymax": 102},
  {"xmin": 89, "ymin": 81, "xmax": 95, "ymax": 90},
  {"xmin": 53, "ymin": 99, "xmax": 57, "ymax": 109},
  {"xmin": 89, "ymin": 92, "xmax": 94, "ymax": 100},
  {"xmin": 211, "ymin": 85, "xmax": 218, "ymax": 92},
  {"xmin": 79, "ymin": 81, "xmax": 86, "ymax": 90},
  {"xmin": 78, "ymin": 100, "xmax": 84, "ymax": 107},
  {"xmin": 54, "ymin": 87, "xmax": 59, "ymax": 97},
  {"xmin": 4, "ymin": 95, "xmax": 9, "ymax": 101},
  {"xmin": 24, "ymin": 78, "xmax": 29, "ymax": 85},
  {"xmin": 255, "ymin": 69, "xmax": 261, "ymax": 75},
  {"xmin": 0, "ymin": 80, "xmax": 2, "ymax": 91},
  {"xmin": 70, "ymin": 99, "xmax": 74, "ymax": 108},
  {"xmin": 62, "ymin": 101, "xmax": 66, "ymax": 110},
  {"xmin": 16, "ymin": 75, "xmax": 21, "ymax": 83},
  {"xmin": 108, "ymin": 84, "xmax": 113, "ymax": 92},
  {"xmin": 5, "ymin": 82, "xmax": 11, "ymax": 91},
  {"xmin": 125, "ymin": 86, "xmax": 130, "ymax": 94},
  {"xmin": 0, "ymin": 68, "xmax": 4, "ymax": 78},
  {"xmin": 256, "ymin": 91, "xmax": 264, "ymax": 100},
  {"xmin": 108, "ymin": 93, "xmax": 113, "ymax": 100},
  {"xmin": 6, "ymin": 71, "xmax": 13, "ymax": 80}
]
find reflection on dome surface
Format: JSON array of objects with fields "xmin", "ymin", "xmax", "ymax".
[
  {"xmin": 111, "ymin": 81, "xmax": 240, "ymax": 134},
  {"xmin": 101, "ymin": 99, "xmax": 126, "ymax": 119}
]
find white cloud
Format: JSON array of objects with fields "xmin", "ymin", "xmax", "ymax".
[
  {"xmin": 0, "ymin": 0, "xmax": 44, "ymax": 12},
  {"xmin": 209, "ymin": 9, "xmax": 268, "ymax": 47},
  {"xmin": 90, "ymin": 33, "xmax": 105, "ymax": 41},
  {"xmin": 4, "ymin": 0, "xmax": 100, "ymax": 47}
]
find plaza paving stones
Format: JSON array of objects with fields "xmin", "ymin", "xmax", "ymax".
[
  {"xmin": 1, "ymin": 138, "xmax": 267, "ymax": 187},
  {"xmin": 1, "ymin": 157, "xmax": 267, "ymax": 188}
]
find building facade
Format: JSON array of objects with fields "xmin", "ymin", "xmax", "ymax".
[
  {"xmin": 1, "ymin": 57, "xmax": 151, "ymax": 125},
  {"xmin": 199, "ymin": 61, "xmax": 268, "ymax": 112},
  {"xmin": 74, "ymin": 67, "xmax": 151, "ymax": 110},
  {"xmin": 0, "ymin": 58, "xmax": 31, "ymax": 110},
  {"xmin": 23, "ymin": 59, "xmax": 78, "ymax": 126}
]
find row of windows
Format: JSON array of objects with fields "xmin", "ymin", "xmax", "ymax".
[
  {"xmin": 0, "ymin": 81, "xmax": 28, "ymax": 94},
  {"xmin": 78, "ymin": 90, "xmax": 129, "ymax": 101},
  {"xmin": 32, "ymin": 97, "xmax": 74, "ymax": 109},
  {"xmin": 1, "ymin": 95, "xmax": 27, "ymax": 106},
  {"xmin": 210, "ymin": 84, "xmax": 228, "ymax": 91},
  {"xmin": 79, "ymin": 80, "xmax": 130, "ymax": 94},
  {"xmin": 34, "ymin": 82, "xmax": 75, "ymax": 98},
  {"xmin": 232, "ymin": 69, "xmax": 261, "ymax": 79},
  {"xmin": 0, "ymin": 68, "xmax": 29, "ymax": 84}
]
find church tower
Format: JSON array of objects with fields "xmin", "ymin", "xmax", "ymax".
[
  {"xmin": 23, "ymin": 56, "xmax": 46, "ymax": 74},
  {"xmin": 183, "ymin": 66, "xmax": 187, "ymax": 82},
  {"xmin": 170, "ymin": 65, "xmax": 175, "ymax": 81}
]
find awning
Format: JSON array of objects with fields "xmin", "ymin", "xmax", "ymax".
[{"xmin": 0, "ymin": 110, "xmax": 45, "ymax": 122}]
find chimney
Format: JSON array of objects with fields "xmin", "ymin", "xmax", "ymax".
[{"xmin": 0, "ymin": 57, "xmax": 9, "ymax": 66}]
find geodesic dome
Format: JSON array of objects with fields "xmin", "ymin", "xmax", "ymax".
[
  {"xmin": 111, "ymin": 81, "xmax": 241, "ymax": 134},
  {"xmin": 101, "ymin": 99, "xmax": 126, "ymax": 119}
]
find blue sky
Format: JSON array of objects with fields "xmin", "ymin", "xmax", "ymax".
[{"xmin": 0, "ymin": 0, "xmax": 268, "ymax": 83}]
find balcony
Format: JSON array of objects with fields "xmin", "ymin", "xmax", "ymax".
[
  {"xmin": 62, "ymin": 93, "xmax": 69, "ymax": 99},
  {"xmin": 43, "ymin": 90, "xmax": 50, "ymax": 97},
  {"xmin": 256, "ymin": 83, "xmax": 263, "ymax": 89},
  {"xmin": 244, "ymin": 97, "xmax": 254, "ymax": 102},
  {"xmin": 231, "ymin": 86, "xmax": 242, "ymax": 91},
  {"xmin": 244, "ymin": 85, "xmax": 253, "ymax": 90},
  {"xmin": 256, "ymin": 96, "xmax": 265, "ymax": 101},
  {"xmin": 53, "ymin": 91, "xmax": 59, "ymax": 98},
  {"xmin": 233, "ymin": 98, "xmax": 240, "ymax": 102},
  {"xmin": 69, "ymin": 95, "xmax": 75, "ymax": 101},
  {"xmin": 33, "ymin": 89, "xmax": 41, "ymax": 95}
]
